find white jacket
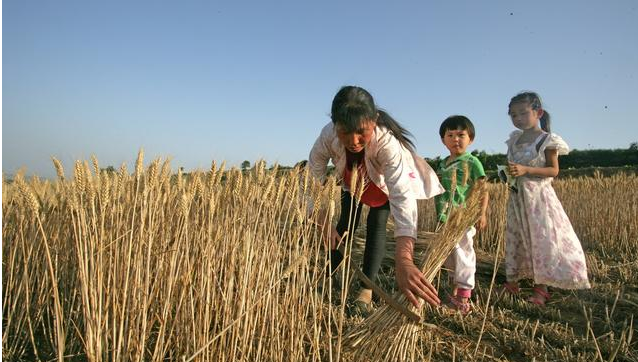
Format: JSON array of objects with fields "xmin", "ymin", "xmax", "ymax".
[{"xmin": 308, "ymin": 122, "xmax": 444, "ymax": 239}]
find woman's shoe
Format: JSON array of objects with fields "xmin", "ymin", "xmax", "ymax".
[
  {"xmin": 347, "ymin": 288, "xmax": 373, "ymax": 317},
  {"xmin": 348, "ymin": 300, "xmax": 373, "ymax": 317}
]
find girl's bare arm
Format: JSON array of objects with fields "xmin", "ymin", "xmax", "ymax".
[{"xmin": 508, "ymin": 148, "xmax": 559, "ymax": 178}]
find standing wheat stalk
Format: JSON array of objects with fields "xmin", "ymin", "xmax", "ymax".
[{"xmin": 16, "ymin": 175, "xmax": 67, "ymax": 361}]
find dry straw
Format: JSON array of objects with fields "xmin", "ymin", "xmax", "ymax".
[{"xmin": 343, "ymin": 180, "xmax": 487, "ymax": 361}]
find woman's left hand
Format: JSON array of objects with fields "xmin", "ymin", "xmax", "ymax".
[
  {"xmin": 395, "ymin": 260, "xmax": 440, "ymax": 308},
  {"xmin": 508, "ymin": 162, "xmax": 528, "ymax": 177}
]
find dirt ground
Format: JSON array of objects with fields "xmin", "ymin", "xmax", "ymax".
[{"xmin": 342, "ymin": 234, "xmax": 638, "ymax": 362}]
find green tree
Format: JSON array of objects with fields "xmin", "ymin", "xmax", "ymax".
[
  {"xmin": 102, "ymin": 166, "xmax": 117, "ymax": 174},
  {"xmin": 241, "ymin": 160, "xmax": 251, "ymax": 170}
]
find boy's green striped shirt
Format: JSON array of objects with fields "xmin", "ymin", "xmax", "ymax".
[{"xmin": 434, "ymin": 152, "xmax": 486, "ymax": 223}]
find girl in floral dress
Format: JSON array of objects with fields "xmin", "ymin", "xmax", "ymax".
[{"xmin": 502, "ymin": 92, "xmax": 590, "ymax": 306}]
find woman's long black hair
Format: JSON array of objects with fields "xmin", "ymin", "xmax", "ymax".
[{"xmin": 331, "ymin": 86, "xmax": 416, "ymax": 152}]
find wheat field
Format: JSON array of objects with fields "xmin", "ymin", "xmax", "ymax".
[{"xmin": 3, "ymin": 153, "xmax": 637, "ymax": 361}]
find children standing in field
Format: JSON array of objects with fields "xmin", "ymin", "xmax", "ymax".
[
  {"xmin": 308, "ymin": 85, "xmax": 445, "ymax": 310},
  {"xmin": 434, "ymin": 116, "xmax": 489, "ymax": 315},
  {"xmin": 502, "ymin": 91, "xmax": 591, "ymax": 305}
]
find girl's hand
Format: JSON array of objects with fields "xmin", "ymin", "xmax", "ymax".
[{"xmin": 508, "ymin": 162, "xmax": 528, "ymax": 177}]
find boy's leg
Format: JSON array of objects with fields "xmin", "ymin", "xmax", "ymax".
[
  {"xmin": 443, "ymin": 249, "xmax": 457, "ymax": 291},
  {"xmin": 454, "ymin": 227, "xmax": 477, "ymax": 299}
]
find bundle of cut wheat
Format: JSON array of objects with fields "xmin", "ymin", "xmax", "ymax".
[{"xmin": 342, "ymin": 180, "xmax": 487, "ymax": 361}]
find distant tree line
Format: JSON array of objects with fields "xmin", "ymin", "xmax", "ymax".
[
  {"xmin": 83, "ymin": 143, "xmax": 635, "ymax": 183},
  {"xmin": 426, "ymin": 143, "xmax": 638, "ymax": 171}
]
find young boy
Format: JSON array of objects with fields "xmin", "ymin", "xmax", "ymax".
[{"xmin": 435, "ymin": 115, "xmax": 489, "ymax": 315}]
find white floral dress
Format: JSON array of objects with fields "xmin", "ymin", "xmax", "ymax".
[{"xmin": 505, "ymin": 131, "xmax": 590, "ymax": 289}]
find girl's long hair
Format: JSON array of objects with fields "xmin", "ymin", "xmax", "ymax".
[
  {"xmin": 509, "ymin": 91, "xmax": 551, "ymax": 132},
  {"xmin": 331, "ymin": 85, "xmax": 415, "ymax": 152}
]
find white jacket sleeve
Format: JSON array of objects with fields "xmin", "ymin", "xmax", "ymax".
[
  {"xmin": 308, "ymin": 125, "xmax": 332, "ymax": 185},
  {"xmin": 377, "ymin": 138, "xmax": 418, "ymax": 239}
]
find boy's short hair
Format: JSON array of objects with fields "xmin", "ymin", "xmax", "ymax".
[{"xmin": 439, "ymin": 115, "xmax": 476, "ymax": 140}]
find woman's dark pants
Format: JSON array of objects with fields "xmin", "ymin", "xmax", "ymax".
[{"xmin": 330, "ymin": 190, "xmax": 390, "ymax": 286}]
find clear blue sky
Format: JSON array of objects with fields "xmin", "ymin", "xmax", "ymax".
[{"xmin": 3, "ymin": 0, "xmax": 638, "ymax": 178}]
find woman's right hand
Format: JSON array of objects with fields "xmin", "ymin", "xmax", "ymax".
[
  {"xmin": 328, "ymin": 227, "xmax": 341, "ymax": 250},
  {"xmin": 316, "ymin": 209, "xmax": 340, "ymax": 250}
]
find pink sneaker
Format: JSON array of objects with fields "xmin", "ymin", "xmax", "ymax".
[
  {"xmin": 444, "ymin": 295, "xmax": 472, "ymax": 315},
  {"xmin": 497, "ymin": 282, "xmax": 520, "ymax": 298}
]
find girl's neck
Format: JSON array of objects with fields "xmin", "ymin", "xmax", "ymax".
[
  {"xmin": 515, "ymin": 125, "xmax": 545, "ymax": 145},
  {"xmin": 522, "ymin": 125, "xmax": 543, "ymax": 136}
]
